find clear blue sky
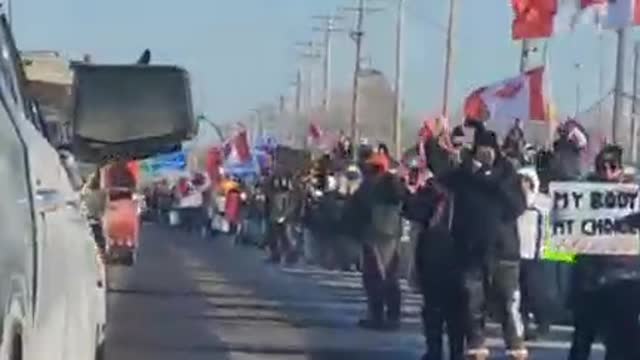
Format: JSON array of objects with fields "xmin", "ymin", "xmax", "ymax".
[{"xmin": 11, "ymin": 0, "xmax": 637, "ymax": 125}]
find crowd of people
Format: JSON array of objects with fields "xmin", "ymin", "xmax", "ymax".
[{"xmin": 140, "ymin": 116, "xmax": 640, "ymax": 360}]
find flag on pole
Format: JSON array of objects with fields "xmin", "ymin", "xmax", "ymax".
[
  {"xmin": 224, "ymin": 125, "xmax": 252, "ymax": 164},
  {"xmin": 510, "ymin": 0, "xmax": 614, "ymax": 39},
  {"xmin": 511, "ymin": 0, "xmax": 557, "ymax": 39},
  {"xmin": 464, "ymin": 67, "xmax": 548, "ymax": 122}
]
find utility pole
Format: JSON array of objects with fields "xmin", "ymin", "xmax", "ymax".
[
  {"xmin": 342, "ymin": 0, "xmax": 383, "ymax": 148},
  {"xmin": 631, "ymin": 42, "xmax": 640, "ymax": 164},
  {"xmin": 250, "ymin": 108, "xmax": 263, "ymax": 144},
  {"xmin": 612, "ymin": 28, "xmax": 627, "ymax": 145},
  {"xmin": 291, "ymin": 68, "xmax": 303, "ymax": 115},
  {"xmin": 442, "ymin": 0, "xmax": 457, "ymax": 116},
  {"xmin": 313, "ymin": 15, "xmax": 345, "ymax": 112},
  {"xmin": 392, "ymin": 0, "xmax": 405, "ymax": 159},
  {"xmin": 575, "ymin": 63, "xmax": 582, "ymax": 117},
  {"xmin": 295, "ymin": 41, "xmax": 321, "ymax": 112},
  {"xmin": 6, "ymin": 0, "xmax": 11, "ymax": 27},
  {"xmin": 598, "ymin": 32, "xmax": 605, "ymax": 123},
  {"xmin": 279, "ymin": 95, "xmax": 286, "ymax": 115}
]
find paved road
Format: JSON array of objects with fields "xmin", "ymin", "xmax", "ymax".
[{"xmin": 104, "ymin": 224, "xmax": 604, "ymax": 360}]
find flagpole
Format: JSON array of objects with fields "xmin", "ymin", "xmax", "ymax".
[
  {"xmin": 441, "ymin": 0, "xmax": 456, "ymax": 116},
  {"xmin": 519, "ymin": 40, "xmax": 529, "ymax": 73},
  {"xmin": 631, "ymin": 41, "xmax": 640, "ymax": 164},
  {"xmin": 598, "ymin": 32, "xmax": 605, "ymax": 123},
  {"xmin": 612, "ymin": 28, "xmax": 627, "ymax": 145}
]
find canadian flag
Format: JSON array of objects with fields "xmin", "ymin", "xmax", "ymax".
[
  {"xmin": 512, "ymin": 0, "xmax": 640, "ymax": 39},
  {"xmin": 464, "ymin": 67, "xmax": 548, "ymax": 122},
  {"xmin": 224, "ymin": 127, "xmax": 252, "ymax": 164}
]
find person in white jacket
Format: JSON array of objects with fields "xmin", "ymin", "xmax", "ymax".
[{"xmin": 517, "ymin": 167, "xmax": 553, "ymax": 339}]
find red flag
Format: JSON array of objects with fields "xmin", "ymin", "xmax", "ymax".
[
  {"xmin": 511, "ymin": 0, "xmax": 557, "ymax": 39},
  {"xmin": 309, "ymin": 123, "xmax": 322, "ymax": 141},
  {"xmin": 464, "ymin": 87, "xmax": 489, "ymax": 121},
  {"xmin": 233, "ymin": 129, "xmax": 251, "ymax": 162},
  {"xmin": 206, "ymin": 147, "xmax": 223, "ymax": 183}
]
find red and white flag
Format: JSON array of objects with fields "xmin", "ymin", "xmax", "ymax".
[
  {"xmin": 224, "ymin": 126, "xmax": 252, "ymax": 164},
  {"xmin": 510, "ymin": 0, "xmax": 639, "ymax": 39},
  {"xmin": 464, "ymin": 67, "xmax": 548, "ymax": 123}
]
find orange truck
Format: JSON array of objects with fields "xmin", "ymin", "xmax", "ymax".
[{"xmin": 100, "ymin": 162, "xmax": 142, "ymax": 266}]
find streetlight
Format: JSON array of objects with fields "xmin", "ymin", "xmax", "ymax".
[{"xmin": 196, "ymin": 114, "xmax": 225, "ymax": 143}]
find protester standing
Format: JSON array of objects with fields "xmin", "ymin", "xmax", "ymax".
[
  {"xmin": 265, "ymin": 174, "xmax": 297, "ymax": 264},
  {"xmin": 516, "ymin": 167, "xmax": 553, "ymax": 340},
  {"xmin": 404, "ymin": 171, "xmax": 464, "ymax": 360},
  {"xmin": 440, "ymin": 130, "xmax": 528, "ymax": 360},
  {"xmin": 568, "ymin": 145, "xmax": 640, "ymax": 360},
  {"xmin": 348, "ymin": 153, "xmax": 406, "ymax": 330}
]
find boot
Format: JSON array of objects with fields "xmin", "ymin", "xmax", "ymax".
[
  {"xmin": 357, "ymin": 317, "xmax": 385, "ymax": 330},
  {"xmin": 422, "ymin": 307, "xmax": 444, "ymax": 360},
  {"xmin": 505, "ymin": 349, "xmax": 528, "ymax": 360},
  {"xmin": 464, "ymin": 348, "xmax": 489, "ymax": 360},
  {"xmin": 358, "ymin": 300, "xmax": 385, "ymax": 330}
]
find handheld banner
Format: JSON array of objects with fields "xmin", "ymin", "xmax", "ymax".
[{"xmin": 548, "ymin": 181, "xmax": 640, "ymax": 255}]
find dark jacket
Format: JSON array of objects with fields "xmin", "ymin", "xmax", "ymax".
[
  {"xmin": 549, "ymin": 140, "xmax": 584, "ymax": 181},
  {"xmin": 404, "ymin": 178, "xmax": 457, "ymax": 273},
  {"xmin": 440, "ymin": 157, "xmax": 526, "ymax": 267},
  {"xmin": 343, "ymin": 172, "xmax": 406, "ymax": 239},
  {"xmin": 423, "ymin": 138, "xmax": 456, "ymax": 177}
]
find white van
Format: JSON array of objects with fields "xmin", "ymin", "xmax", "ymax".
[{"xmin": 0, "ymin": 15, "xmax": 106, "ymax": 360}]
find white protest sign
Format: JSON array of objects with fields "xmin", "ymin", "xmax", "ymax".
[{"xmin": 549, "ymin": 182, "xmax": 640, "ymax": 255}]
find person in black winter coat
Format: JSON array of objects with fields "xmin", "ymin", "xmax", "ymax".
[
  {"xmin": 568, "ymin": 145, "xmax": 640, "ymax": 360},
  {"xmin": 440, "ymin": 130, "xmax": 528, "ymax": 360},
  {"xmin": 404, "ymin": 175, "xmax": 464, "ymax": 360}
]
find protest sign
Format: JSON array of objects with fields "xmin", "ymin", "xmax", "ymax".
[{"xmin": 548, "ymin": 182, "xmax": 640, "ymax": 255}]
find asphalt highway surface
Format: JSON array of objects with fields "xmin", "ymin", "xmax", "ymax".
[{"xmin": 104, "ymin": 224, "xmax": 604, "ymax": 360}]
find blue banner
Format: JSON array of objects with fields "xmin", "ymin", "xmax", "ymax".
[{"xmin": 141, "ymin": 151, "xmax": 187, "ymax": 176}]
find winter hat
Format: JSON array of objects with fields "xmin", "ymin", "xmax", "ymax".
[
  {"xmin": 473, "ymin": 130, "xmax": 500, "ymax": 153},
  {"xmin": 451, "ymin": 125, "xmax": 465, "ymax": 139},
  {"xmin": 596, "ymin": 144, "xmax": 623, "ymax": 167},
  {"xmin": 366, "ymin": 153, "xmax": 390, "ymax": 173}
]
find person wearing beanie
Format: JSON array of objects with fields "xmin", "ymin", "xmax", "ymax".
[
  {"xmin": 567, "ymin": 145, "xmax": 640, "ymax": 360},
  {"xmin": 439, "ymin": 129, "xmax": 528, "ymax": 359},
  {"xmin": 344, "ymin": 151, "xmax": 406, "ymax": 331}
]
